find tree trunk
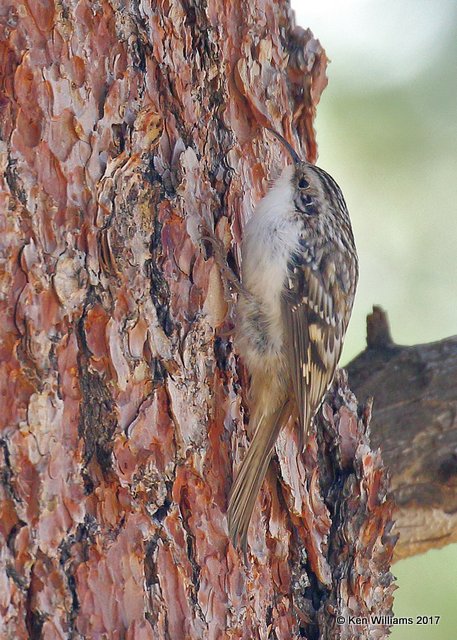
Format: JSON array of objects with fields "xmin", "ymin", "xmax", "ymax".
[{"xmin": 0, "ymin": 2, "xmax": 395, "ymax": 638}]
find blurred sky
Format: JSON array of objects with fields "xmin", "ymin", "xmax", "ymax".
[
  {"xmin": 292, "ymin": 0, "xmax": 457, "ymax": 363},
  {"xmin": 291, "ymin": 1, "xmax": 457, "ymax": 638}
]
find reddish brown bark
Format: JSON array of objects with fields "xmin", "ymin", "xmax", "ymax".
[{"xmin": 0, "ymin": 2, "xmax": 395, "ymax": 638}]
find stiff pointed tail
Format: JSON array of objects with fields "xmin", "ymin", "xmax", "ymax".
[{"xmin": 227, "ymin": 402, "xmax": 290, "ymax": 555}]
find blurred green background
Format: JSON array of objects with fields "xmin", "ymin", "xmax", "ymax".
[{"xmin": 292, "ymin": 0, "xmax": 457, "ymax": 637}]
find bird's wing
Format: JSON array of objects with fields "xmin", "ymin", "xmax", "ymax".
[{"xmin": 281, "ymin": 249, "xmax": 353, "ymax": 451}]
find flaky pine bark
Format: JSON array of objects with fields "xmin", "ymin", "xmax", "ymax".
[{"xmin": 0, "ymin": 2, "xmax": 395, "ymax": 639}]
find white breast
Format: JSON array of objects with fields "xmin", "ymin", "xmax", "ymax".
[{"xmin": 241, "ymin": 165, "xmax": 301, "ymax": 346}]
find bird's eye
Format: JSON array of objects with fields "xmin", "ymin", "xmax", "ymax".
[{"xmin": 298, "ymin": 177, "xmax": 309, "ymax": 189}]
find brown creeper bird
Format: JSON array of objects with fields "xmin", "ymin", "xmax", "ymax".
[{"xmin": 228, "ymin": 129, "xmax": 358, "ymax": 553}]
